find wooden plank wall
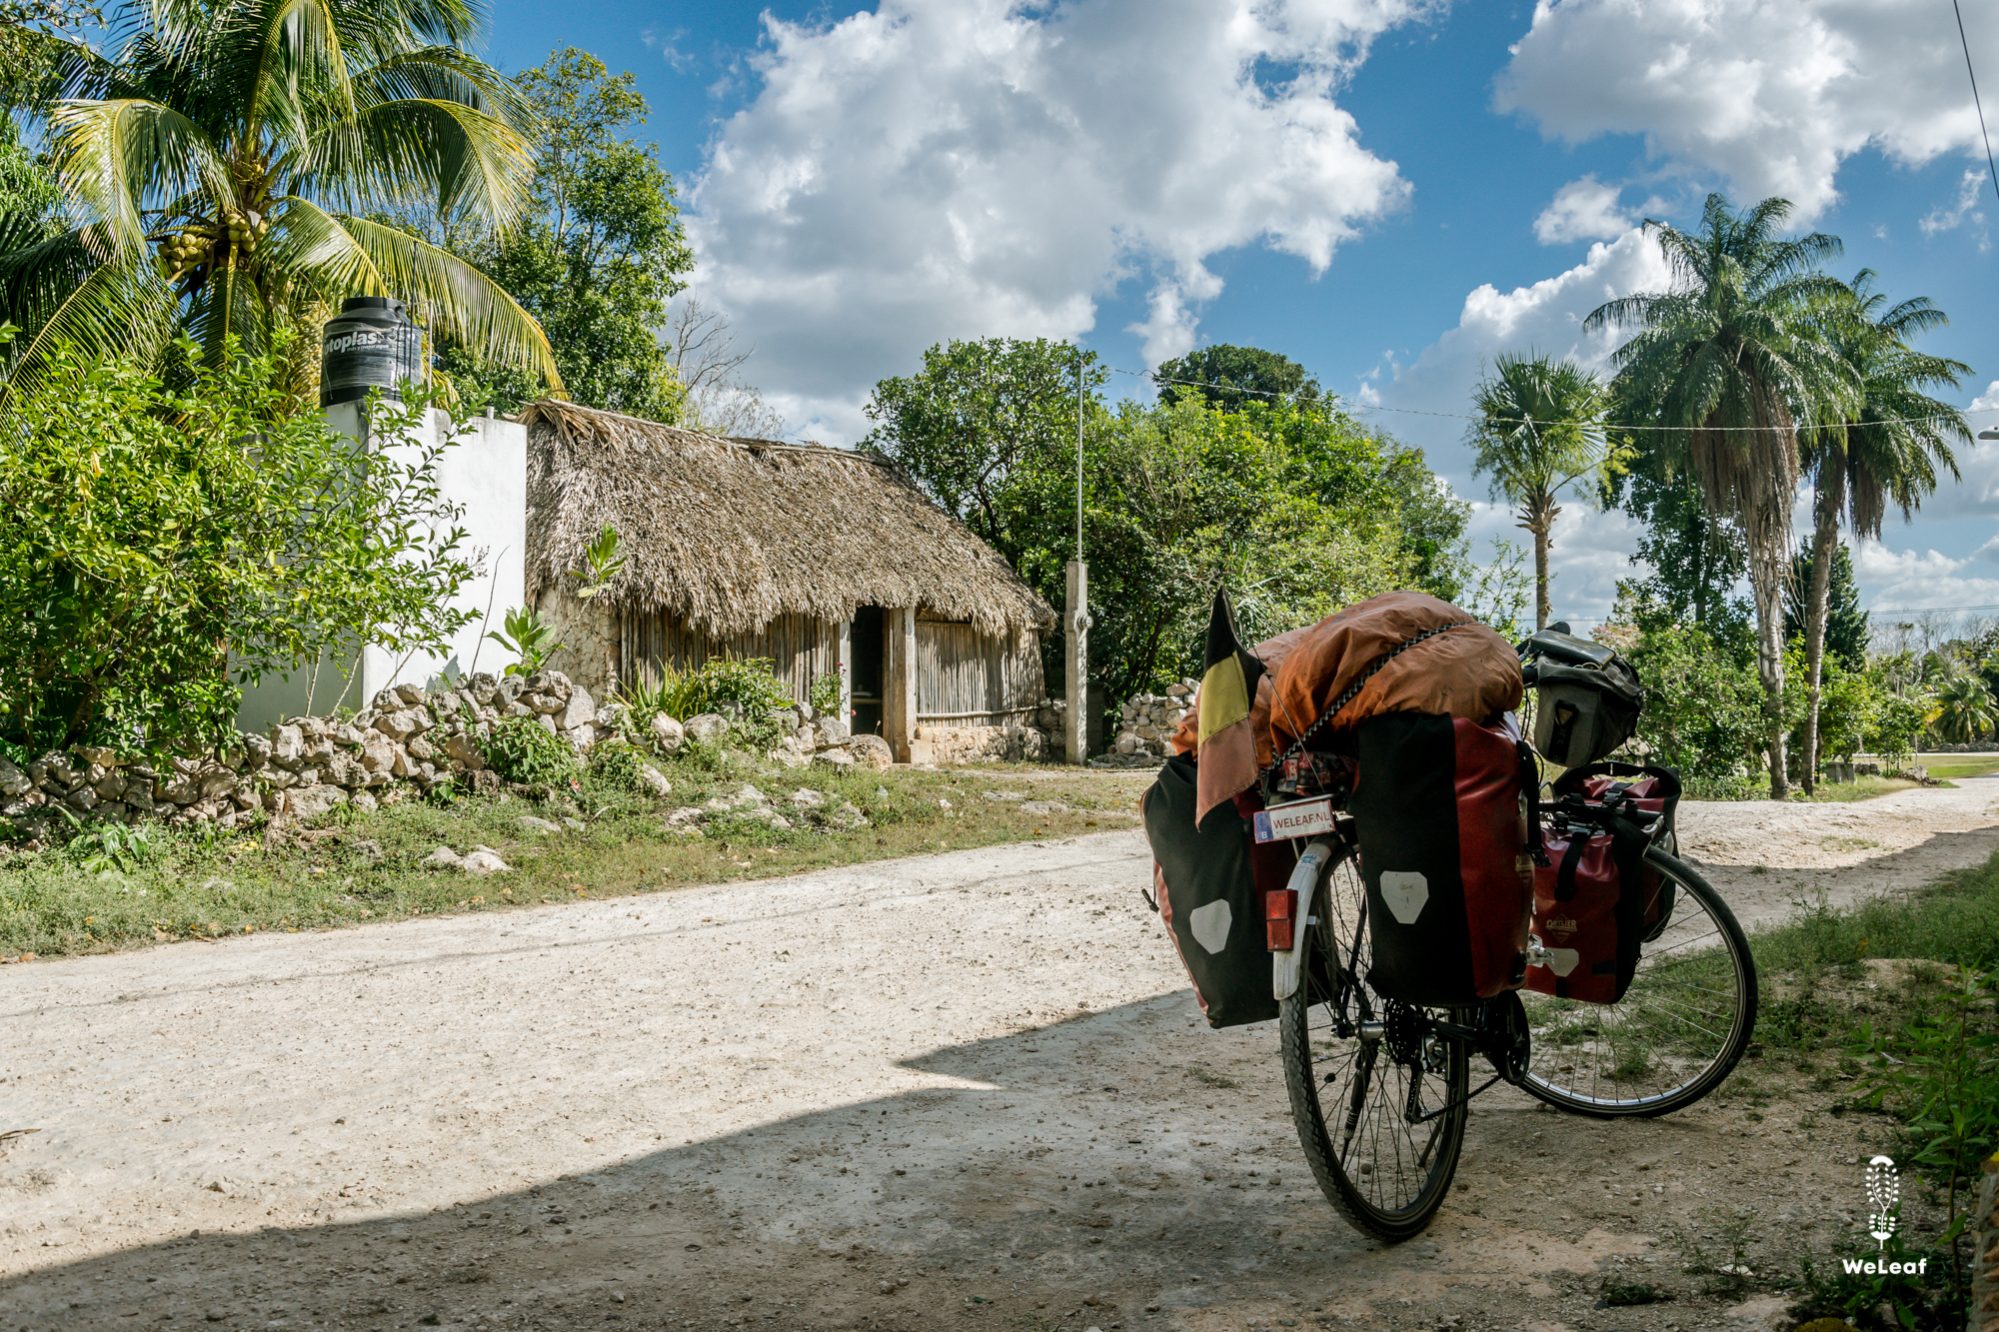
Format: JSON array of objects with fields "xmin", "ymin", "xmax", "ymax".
[
  {"xmin": 915, "ymin": 621, "xmax": 1044, "ymax": 722},
  {"xmin": 619, "ymin": 611, "xmax": 838, "ymax": 704}
]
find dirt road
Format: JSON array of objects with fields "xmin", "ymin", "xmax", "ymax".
[{"xmin": 4, "ymin": 777, "xmax": 1997, "ymax": 1331}]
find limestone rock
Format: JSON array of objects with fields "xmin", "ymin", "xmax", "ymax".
[
  {"xmin": 444, "ymin": 732, "xmax": 485, "ymax": 770},
  {"xmin": 634, "ymin": 764, "xmax": 672, "ymax": 798},
  {"xmin": 816, "ymin": 716, "xmax": 851, "ymax": 746},
  {"xmin": 557, "ymin": 685, "xmax": 597, "ymax": 735},
  {"xmin": 848, "ymin": 734, "xmax": 894, "ymax": 770},
  {"xmin": 813, "ymin": 747, "xmax": 856, "ymax": 770},
  {"xmin": 0, "ymin": 759, "xmax": 27, "ymax": 798},
  {"xmin": 648, "ymin": 714, "xmax": 685, "ymax": 754},
  {"xmin": 517, "ymin": 816, "xmax": 563, "ymax": 836},
  {"xmin": 358, "ymin": 731, "xmax": 398, "ymax": 776},
  {"xmin": 684, "ymin": 713, "xmax": 730, "ymax": 746},
  {"xmin": 286, "ymin": 785, "xmax": 348, "ymax": 821}
]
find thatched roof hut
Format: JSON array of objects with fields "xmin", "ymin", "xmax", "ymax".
[
  {"xmin": 522, "ymin": 402, "xmax": 1056, "ymax": 760},
  {"xmin": 524, "ymin": 401, "xmax": 1053, "ymax": 640}
]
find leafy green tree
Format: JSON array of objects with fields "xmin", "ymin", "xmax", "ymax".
[
  {"xmin": 1467, "ymin": 352, "xmax": 1621, "ymax": 630},
  {"xmin": 865, "ymin": 338, "xmax": 1467, "ymax": 737},
  {"xmin": 0, "ymin": 0, "xmax": 98, "ymax": 111},
  {"xmin": 1614, "ymin": 463, "xmax": 1751, "ymax": 646},
  {"xmin": 1932, "ymin": 673, "xmax": 1995, "ymax": 745},
  {"xmin": 1795, "ymin": 270, "xmax": 1966, "ymax": 788},
  {"xmin": 0, "ymin": 0, "xmax": 556, "ymax": 407},
  {"xmin": 1614, "ymin": 611, "xmax": 1768, "ymax": 798},
  {"xmin": 1153, "ymin": 343, "xmax": 1322, "ymax": 412},
  {"xmin": 1785, "ymin": 540, "xmax": 1868, "ymax": 672},
  {"xmin": 0, "ymin": 336, "xmax": 474, "ymax": 756},
  {"xmin": 0, "ymin": 116, "xmax": 60, "ymax": 252},
  {"xmin": 863, "ymin": 337, "xmax": 1106, "ymax": 567},
  {"xmin": 1587, "ymin": 193, "xmax": 1855, "ymax": 797},
  {"xmin": 439, "ymin": 48, "xmax": 693, "ymax": 418}
]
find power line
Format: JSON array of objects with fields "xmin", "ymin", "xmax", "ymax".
[
  {"xmin": 1121, "ymin": 366, "xmax": 1999, "ymax": 434},
  {"xmin": 1953, "ymin": 0, "xmax": 1999, "ymax": 209}
]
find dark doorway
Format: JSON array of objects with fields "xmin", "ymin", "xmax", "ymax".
[{"xmin": 848, "ymin": 606, "xmax": 885, "ymax": 737}]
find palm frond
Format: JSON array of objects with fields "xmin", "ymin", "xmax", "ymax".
[
  {"xmin": 47, "ymin": 96, "xmax": 231, "ymax": 254},
  {"xmin": 331, "ymin": 212, "xmax": 560, "ymax": 390},
  {"xmin": 295, "ymin": 95, "xmax": 532, "ymax": 227},
  {"xmin": 0, "ymin": 249, "xmax": 180, "ymax": 408}
]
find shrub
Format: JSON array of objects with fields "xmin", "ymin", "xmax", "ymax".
[
  {"xmin": 481, "ymin": 715, "xmax": 580, "ymax": 789},
  {"xmin": 1869, "ymin": 691, "xmax": 1932, "ymax": 767},
  {"xmin": 587, "ymin": 739, "xmax": 652, "ymax": 793},
  {"xmin": 1622, "ymin": 622, "xmax": 1765, "ymax": 796},
  {"xmin": 809, "ymin": 672, "xmax": 842, "ymax": 717},
  {"xmin": 617, "ymin": 656, "xmax": 793, "ymax": 750},
  {"xmin": 0, "ymin": 336, "xmax": 474, "ymax": 755}
]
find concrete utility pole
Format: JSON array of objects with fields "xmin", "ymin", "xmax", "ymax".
[{"xmin": 1064, "ymin": 349, "xmax": 1090, "ymax": 765}]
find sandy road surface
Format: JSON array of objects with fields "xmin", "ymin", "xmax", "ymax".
[{"xmin": 3, "ymin": 777, "xmax": 1996, "ymax": 1332}]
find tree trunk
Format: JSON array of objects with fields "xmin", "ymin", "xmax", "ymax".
[
  {"xmin": 1522, "ymin": 493, "xmax": 1558, "ymax": 633},
  {"xmin": 1798, "ymin": 484, "xmax": 1840, "ymax": 794},
  {"xmin": 1749, "ymin": 550, "xmax": 1789, "ymax": 799},
  {"xmin": 1532, "ymin": 524, "xmax": 1551, "ymax": 632}
]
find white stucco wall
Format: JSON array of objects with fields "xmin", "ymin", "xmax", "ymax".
[{"xmin": 236, "ymin": 405, "xmax": 525, "ymax": 731}]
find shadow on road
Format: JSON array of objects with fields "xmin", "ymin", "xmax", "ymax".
[{"xmin": 0, "ymin": 983, "xmax": 1760, "ymax": 1332}]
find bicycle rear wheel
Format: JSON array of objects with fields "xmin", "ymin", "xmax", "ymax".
[
  {"xmin": 1279, "ymin": 845, "xmax": 1469, "ymax": 1242},
  {"xmin": 1518, "ymin": 847, "xmax": 1757, "ymax": 1117}
]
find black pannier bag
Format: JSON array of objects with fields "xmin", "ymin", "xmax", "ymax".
[
  {"xmin": 1142, "ymin": 753, "xmax": 1280, "ymax": 1028},
  {"xmin": 1526, "ymin": 628, "xmax": 1644, "ymax": 768},
  {"xmin": 1349, "ymin": 713, "xmax": 1535, "ymax": 1008}
]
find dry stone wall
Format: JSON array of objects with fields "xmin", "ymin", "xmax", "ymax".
[
  {"xmin": 0, "ymin": 670, "xmax": 1061, "ymax": 841},
  {"xmin": 1111, "ymin": 679, "xmax": 1197, "ymax": 758}
]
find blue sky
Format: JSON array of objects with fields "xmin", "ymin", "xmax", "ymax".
[{"xmin": 482, "ymin": 0, "xmax": 1999, "ymax": 626}]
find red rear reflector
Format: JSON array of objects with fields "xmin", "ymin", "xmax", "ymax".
[{"xmin": 1264, "ymin": 888, "xmax": 1297, "ymax": 951}]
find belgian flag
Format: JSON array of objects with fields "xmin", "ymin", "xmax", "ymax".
[{"xmin": 1193, "ymin": 587, "xmax": 1265, "ymax": 822}]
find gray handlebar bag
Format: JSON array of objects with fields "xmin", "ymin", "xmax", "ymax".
[{"xmin": 1532, "ymin": 656, "xmax": 1644, "ymax": 768}]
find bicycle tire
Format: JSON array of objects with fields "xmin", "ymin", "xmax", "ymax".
[
  {"xmin": 1279, "ymin": 845, "xmax": 1469, "ymax": 1242},
  {"xmin": 1518, "ymin": 846, "xmax": 1756, "ymax": 1118}
]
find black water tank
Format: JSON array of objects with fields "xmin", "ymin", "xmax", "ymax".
[{"xmin": 319, "ymin": 296, "xmax": 425, "ymax": 407}]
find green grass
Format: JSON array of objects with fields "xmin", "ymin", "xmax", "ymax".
[
  {"xmin": 0, "ymin": 760, "xmax": 1153, "ymax": 959},
  {"xmin": 1799, "ymin": 775, "xmax": 1921, "ymax": 803},
  {"xmin": 1912, "ymin": 753, "xmax": 1999, "ymax": 781},
  {"xmin": 1750, "ymin": 856, "xmax": 1999, "ymax": 985},
  {"xmin": 1744, "ymin": 852, "xmax": 1999, "ymax": 1331}
]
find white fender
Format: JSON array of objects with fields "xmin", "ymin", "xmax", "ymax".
[{"xmin": 1273, "ymin": 838, "xmax": 1335, "ymax": 1001}]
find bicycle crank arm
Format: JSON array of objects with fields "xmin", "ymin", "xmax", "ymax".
[{"xmin": 1272, "ymin": 838, "xmax": 1335, "ymax": 1001}]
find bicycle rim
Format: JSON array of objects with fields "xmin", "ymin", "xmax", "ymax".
[
  {"xmin": 1279, "ymin": 846, "xmax": 1468, "ymax": 1241},
  {"xmin": 1519, "ymin": 847, "xmax": 1758, "ymax": 1117}
]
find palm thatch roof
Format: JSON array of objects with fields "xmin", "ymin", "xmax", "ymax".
[{"xmin": 522, "ymin": 401, "xmax": 1055, "ymax": 639}]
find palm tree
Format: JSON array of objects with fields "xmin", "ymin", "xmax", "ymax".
[
  {"xmin": 1796, "ymin": 271, "xmax": 1968, "ymax": 790},
  {"xmin": 1932, "ymin": 672, "xmax": 1994, "ymax": 745},
  {"xmin": 1468, "ymin": 353, "xmax": 1620, "ymax": 630},
  {"xmin": 1586, "ymin": 193, "xmax": 1855, "ymax": 798},
  {"xmin": 0, "ymin": 0, "xmax": 560, "ymax": 405}
]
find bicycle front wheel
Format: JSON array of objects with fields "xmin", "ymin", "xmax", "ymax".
[
  {"xmin": 1279, "ymin": 845, "xmax": 1469, "ymax": 1242},
  {"xmin": 1518, "ymin": 846, "xmax": 1757, "ymax": 1117}
]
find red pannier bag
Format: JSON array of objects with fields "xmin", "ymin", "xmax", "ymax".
[
  {"xmin": 1350, "ymin": 713, "xmax": 1537, "ymax": 1007},
  {"xmin": 1553, "ymin": 762, "xmax": 1682, "ymax": 942},
  {"xmin": 1525, "ymin": 764, "xmax": 1680, "ymax": 1003}
]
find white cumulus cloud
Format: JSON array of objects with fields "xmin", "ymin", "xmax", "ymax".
[
  {"xmin": 685, "ymin": 0, "xmax": 1432, "ymax": 441},
  {"xmin": 1495, "ymin": 0, "xmax": 1999, "ymax": 221},
  {"xmin": 1533, "ymin": 174, "xmax": 1632, "ymax": 244}
]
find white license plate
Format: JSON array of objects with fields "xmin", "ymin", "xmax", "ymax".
[{"xmin": 1253, "ymin": 796, "xmax": 1336, "ymax": 843}]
